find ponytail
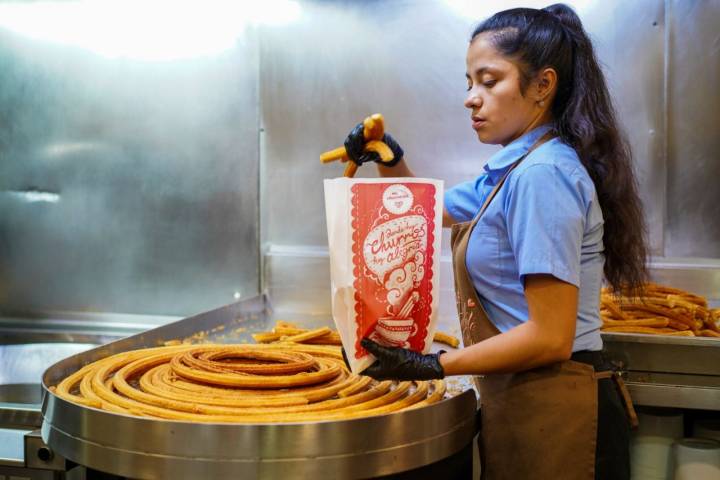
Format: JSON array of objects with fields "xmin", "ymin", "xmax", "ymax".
[{"xmin": 471, "ymin": 3, "xmax": 648, "ymax": 293}]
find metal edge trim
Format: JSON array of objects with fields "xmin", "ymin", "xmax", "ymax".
[
  {"xmin": 43, "ymin": 407, "xmax": 477, "ymax": 478},
  {"xmin": 601, "ymin": 331, "xmax": 720, "ymax": 347}
]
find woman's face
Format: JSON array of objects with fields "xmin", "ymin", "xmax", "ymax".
[{"xmin": 464, "ymin": 33, "xmax": 541, "ymax": 146}]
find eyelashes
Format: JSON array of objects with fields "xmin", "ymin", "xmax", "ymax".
[{"xmin": 466, "ymin": 80, "xmax": 497, "ymax": 92}]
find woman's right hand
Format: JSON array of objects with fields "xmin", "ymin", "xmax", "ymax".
[
  {"xmin": 343, "ymin": 122, "xmax": 404, "ymax": 167},
  {"xmin": 343, "ymin": 120, "xmax": 455, "ymax": 225}
]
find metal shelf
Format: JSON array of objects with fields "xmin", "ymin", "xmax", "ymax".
[{"xmin": 602, "ymin": 332, "xmax": 720, "ymax": 410}]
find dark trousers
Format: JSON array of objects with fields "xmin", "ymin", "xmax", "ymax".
[{"xmin": 572, "ymin": 350, "xmax": 631, "ymax": 480}]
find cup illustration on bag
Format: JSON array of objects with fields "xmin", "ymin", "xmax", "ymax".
[
  {"xmin": 370, "ymin": 292, "xmax": 420, "ymax": 347},
  {"xmin": 374, "ymin": 318, "xmax": 418, "ymax": 347}
]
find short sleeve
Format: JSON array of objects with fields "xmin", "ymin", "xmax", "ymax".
[
  {"xmin": 505, "ymin": 164, "xmax": 586, "ymax": 286},
  {"xmin": 444, "ymin": 175, "xmax": 491, "ymax": 222}
]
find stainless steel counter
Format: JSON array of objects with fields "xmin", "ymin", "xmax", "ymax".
[
  {"xmin": 0, "ymin": 343, "xmax": 100, "ymax": 432},
  {"xmin": 603, "ymin": 332, "xmax": 720, "ymax": 410}
]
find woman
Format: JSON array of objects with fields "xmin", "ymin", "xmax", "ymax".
[{"xmin": 340, "ymin": 4, "xmax": 646, "ymax": 480}]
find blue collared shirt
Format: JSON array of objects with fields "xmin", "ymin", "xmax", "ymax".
[{"xmin": 445, "ymin": 124, "xmax": 604, "ymax": 352}]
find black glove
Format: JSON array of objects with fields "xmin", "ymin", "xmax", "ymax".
[
  {"xmin": 343, "ymin": 123, "xmax": 404, "ymax": 167},
  {"xmin": 360, "ymin": 338, "xmax": 445, "ymax": 381}
]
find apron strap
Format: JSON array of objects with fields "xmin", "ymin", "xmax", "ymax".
[
  {"xmin": 594, "ymin": 370, "xmax": 639, "ymax": 429},
  {"xmin": 611, "ymin": 373, "xmax": 639, "ymax": 430}
]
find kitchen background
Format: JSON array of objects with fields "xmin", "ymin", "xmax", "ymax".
[{"xmin": 0, "ymin": 0, "xmax": 718, "ymax": 328}]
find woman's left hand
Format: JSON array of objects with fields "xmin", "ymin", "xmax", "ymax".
[{"xmin": 360, "ymin": 338, "xmax": 445, "ymax": 381}]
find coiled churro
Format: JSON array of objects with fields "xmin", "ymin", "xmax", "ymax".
[{"xmin": 52, "ymin": 343, "xmax": 446, "ymax": 423}]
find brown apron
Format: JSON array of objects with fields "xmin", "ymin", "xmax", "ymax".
[{"xmin": 450, "ymin": 134, "xmax": 637, "ymax": 479}]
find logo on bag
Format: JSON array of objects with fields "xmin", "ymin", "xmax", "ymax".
[{"xmin": 382, "ymin": 184, "xmax": 413, "ymax": 214}]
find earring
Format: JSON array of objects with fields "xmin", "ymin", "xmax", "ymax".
[{"xmin": 538, "ymin": 100, "xmax": 546, "ymax": 107}]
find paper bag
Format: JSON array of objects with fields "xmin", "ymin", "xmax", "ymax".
[{"xmin": 324, "ymin": 177, "xmax": 444, "ymax": 373}]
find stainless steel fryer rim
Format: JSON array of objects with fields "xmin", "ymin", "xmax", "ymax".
[
  {"xmin": 38, "ymin": 294, "xmax": 479, "ymax": 478},
  {"xmin": 41, "ymin": 378, "xmax": 477, "ymax": 478}
]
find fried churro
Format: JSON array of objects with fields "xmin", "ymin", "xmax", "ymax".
[
  {"xmin": 600, "ymin": 282, "xmax": 719, "ymax": 338},
  {"xmin": 54, "ymin": 343, "xmax": 447, "ymax": 423}
]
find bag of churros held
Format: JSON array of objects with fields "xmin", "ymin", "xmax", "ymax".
[{"xmin": 324, "ymin": 178, "xmax": 444, "ymax": 373}]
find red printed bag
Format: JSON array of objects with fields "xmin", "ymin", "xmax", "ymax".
[{"xmin": 324, "ymin": 178, "xmax": 443, "ymax": 373}]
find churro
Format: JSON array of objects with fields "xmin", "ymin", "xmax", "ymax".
[
  {"xmin": 433, "ymin": 331, "xmax": 461, "ymax": 348},
  {"xmin": 54, "ymin": 343, "xmax": 447, "ymax": 423},
  {"xmin": 320, "ymin": 113, "xmax": 395, "ymax": 177},
  {"xmin": 600, "ymin": 282, "xmax": 719, "ymax": 339}
]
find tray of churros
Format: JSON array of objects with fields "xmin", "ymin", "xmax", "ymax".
[
  {"xmin": 600, "ymin": 282, "xmax": 720, "ymax": 339},
  {"xmin": 600, "ymin": 283, "xmax": 720, "ymax": 410},
  {"xmin": 40, "ymin": 296, "xmax": 476, "ymax": 479}
]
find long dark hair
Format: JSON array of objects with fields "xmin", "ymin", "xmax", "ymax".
[{"xmin": 472, "ymin": 3, "xmax": 647, "ymax": 293}]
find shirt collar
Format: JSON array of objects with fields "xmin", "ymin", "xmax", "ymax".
[{"xmin": 483, "ymin": 124, "xmax": 555, "ymax": 184}]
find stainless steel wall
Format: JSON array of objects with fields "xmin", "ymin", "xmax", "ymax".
[
  {"xmin": 665, "ymin": 0, "xmax": 720, "ymax": 258},
  {"xmin": 1, "ymin": 0, "xmax": 718, "ymax": 321},
  {"xmin": 0, "ymin": 10, "xmax": 260, "ymax": 317},
  {"xmin": 263, "ymin": 0, "xmax": 720, "ymax": 315},
  {"xmin": 261, "ymin": 0, "xmax": 668, "ymax": 249}
]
